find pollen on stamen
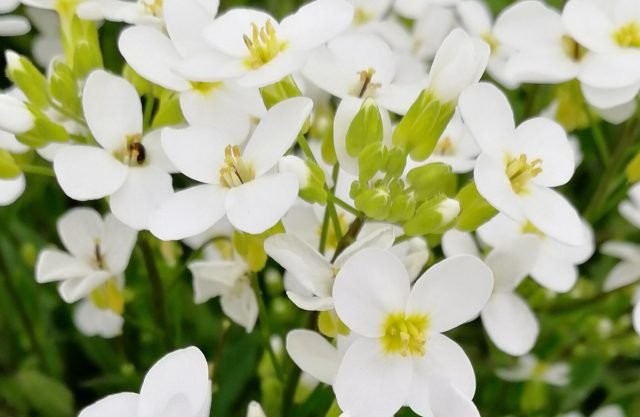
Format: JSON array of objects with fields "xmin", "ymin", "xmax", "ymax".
[
  {"xmin": 505, "ymin": 154, "xmax": 543, "ymax": 195},
  {"xmin": 381, "ymin": 312, "xmax": 429, "ymax": 357},
  {"xmin": 219, "ymin": 145, "xmax": 256, "ymax": 188},
  {"xmin": 243, "ymin": 20, "xmax": 288, "ymax": 69}
]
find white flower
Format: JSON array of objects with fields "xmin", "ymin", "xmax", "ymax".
[
  {"xmin": 442, "ymin": 229, "xmax": 540, "ymax": 356},
  {"xmin": 285, "ymin": 328, "xmax": 346, "ymax": 385},
  {"xmin": 426, "ymin": 28, "xmax": 489, "ymax": 103},
  {"xmin": 408, "ymin": 5, "xmax": 457, "ymax": 61},
  {"xmin": 478, "ymin": 213, "xmax": 594, "ymax": 293},
  {"xmin": 53, "ymin": 70, "xmax": 175, "ymax": 230},
  {"xmin": 77, "ymin": 0, "xmax": 166, "ymax": 26},
  {"xmin": 264, "ymin": 225, "xmax": 395, "ymax": 311},
  {"xmin": 26, "ymin": 8, "xmax": 64, "ymax": 66},
  {"xmin": 35, "ymin": 207, "xmax": 137, "ymax": 303},
  {"xmin": 78, "ymin": 346, "xmax": 211, "ymax": 417},
  {"xmin": 601, "ymin": 241, "xmax": 640, "ymax": 335},
  {"xmin": 0, "ymin": 174, "xmax": 25, "ymax": 205},
  {"xmin": 150, "ymin": 96, "xmax": 313, "ymax": 239},
  {"xmin": 0, "ymin": 0, "xmax": 30, "ymax": 36},
  {"xmin": 0, "ymin": 92, "xmax": 34, "ymax": 134},
  {"xmin": 393, "ymin": 0, "xmax": 461, "ymax": 19},
  {"xmin": 118, "ymin": 0, "xmax": 264, "ymax": 140},
  {"xmin": 179, "ymin": 0, "xmax": 354, "ymax": 87},
  {"xmin": 563, "ymin": 0, "xmax": 640, "ymax": 109},
  {"xmin": 619, "ymin": 183, "xmax": 640, "ymax": 228},
  {"xmin": 188, "ymin": 242, "xmax": 258, "ymax": 332},
  {"xmin": 247, "ymin": 401, "xmax": 267, "ymax": 417},
  {"xmin": 496, "ymin": 354, "xmax": 570, "ymax": 386},
  {"xmin": 332, "ymin": 248, "xmax": 493, "ymax": 417},
  {"xmin": 459, "ymin": 82, "xmax": 585, "ymax": 246}
]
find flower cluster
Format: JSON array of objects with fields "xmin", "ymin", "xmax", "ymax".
[{"xmin": 1, "ymin": 0, "xmax": 640, "ymax": 416}]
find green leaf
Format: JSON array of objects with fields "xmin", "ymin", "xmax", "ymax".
[{"xmin": 15, "ymin": 370, "xmax": 74, "ymax": 417}]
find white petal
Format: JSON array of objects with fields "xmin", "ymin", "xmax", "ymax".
[
  {"xmin": 0, "ymin": 174, "xmax": 25, "ymax": 206},
  {"xmin": 264, "ymin": 234, "xmax": 333, "ymax": 297},
  {"xmin": 474, "ymin": 154, "xmax": 523, "ymax": 221},
  {"xmin": 520, "ymin": 185, "xmax": 584, "ymax": 246},
  {"xmin": 582, "ymin": 81, "xmax": 640, "ymax": 109},
  {"xmin": 35, "ymin": 249, "xmax": 94, "ymax": 283},
  {"xmin": 225, "ymin": 173, "xmax": 299, "ymax": 234},
  {"xmin": 73, "ymin": 299, "xmax": 124, "ymax": 339},
  {"xmin": 190, "ymin": 260, "xmax": 245, "ymax": 303},
  {"xmin": 603, "ymin": 261, "xmax": 640, "ymax": 292},
  {"xmin": 118, "ymin": 26, "xmax": 189, "ymax": 91},
  {"xmin": 562, "ymin": 0, "xmax": 615, "ymax": 52},
  {"xmin": 0, "ymin": 94, "xmax": 33, "ymax": 133},
  {"xmin": 601, "ymin": 240, "xmax": 640, "ymax": 263},
  {"xmin": 485, "ymin": 235, "xmax": 540, "ymax": 292},
  {"xmin": 427, "ymin": 374, "xmax": 481, "ymax": 417},
  {"xmin": 237, "ymin": 51, "xmax": 307, "ymax": 88},
  {"xmin": 407, "ymin": 255, "xmax": 493, "ymax": 333},
  {"xmin": 58, "ymin": 207, "xmax": 104, "ymax": 259},
  {"xmin": 0, "ymin": 0, "xmax": 19, "ymax": 13},
  {"xmin": 494, "ymin": 0, "xmax": 565, "ymax": 49},
  {"xmin": 79, "ymin": 393, "xmax": 139, "ymax": 417},
  {"xmin": 0, "ymin": 15, "xmax": 30, "ymax": 36},
  {"xmin": 594, "ymin": 98, "xmax": 637, "ymax": 124},
  {"xmin": 286, "ymin": 329, "xmax": 340, "ymax": 385},
  {"xmin": 204, "ymin": 9, "xmax": 275, "ymax": 57},
  {"xmin": 334, "ymin": 337, "xmax": 411, "ymax": 417},
  {"xmin": 333, "ymin": 224, "xmax": 395, "ymax": 268},
  {"xmin": 476, "ymin": 213, "xmax": 522, "ymax": 248},
  {"xmin": 481, "ymin": 292, "xmax": 539, "ymax": 356},
  {"xmin": 109, "ymin": 167, "xmax": 173, "ymax": 231},
  {"xmin": 592, "ymin": 405, "xmax": 626, "ymax": 417},
  {"xmin": 161, "ymin": 126, "xmax": 233, "ymax": 184},
  {"xmin": 633, "ymin": 302, "xmax": 640, "ymax": 336},
  {"xmin": 441, "ymin": 229, "xmax": 481, "ymax": 258},
  {"xmin": 281, "ymin": 0, "xmax": 354, "ymax": 51},
  {"xmin": 83, "ymin": 70, "xmax": 142, "ymax": 151},
  {"xmin": 0, "ymin": 130, "xmax": 29, "ymax": 153},
  {"xmin": 286, "ymin": 292, "xmax": 334, "ymax": 311},
  {"xmin": 333, "ymin": 248, "xmax": 410, "ymax": 338},
  {"xmin": 141, "ymin": 130, "xmax": 177, "ymax": 173},
  {"xmin": 578, "ymin": 53, "xmax": 640, "ymax": 90},
  {"xmin": 243, "ymin": 97, "xmax": 313, "ymax": 176},
  {"xmin": 149, "ymin": 184, "xmax": 227, "ymax": 241},
  {"xmin": 512, "ymin": 117, "xmax": 574, "ymax": 187},
  {"xmin": 58, "ymin": 270, "xmax": 113, "ymax": 303},
  {"xmin": 458, "ymin": 82, "xmax": 514, "ymax": 158},
  {"xmin": 54, "ymin": 146, "xmax": 128, "ymax": 201},
  {"xmin": 102, "ymin": 213, "xmax": 137, "ymax": 275},
  {"xmin": 163, "ymin": 0, "xmax": 218, "ymax": 57},
  {"xmin": 220, "ymin": 281, "xmax": 258, "ymax": 332},
  {"xmin": 530, "ymin": 254, "xmax": 578, "ymax": 293},
  {"xmin": 138, "ymin": 347, "xmax": 211, "ymax": 417}
]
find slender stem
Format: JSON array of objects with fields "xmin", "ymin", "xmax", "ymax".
[
  {"xmin": 296, "ymin": 134, "xmax": 317, "ymax": 163},
  {"xmin": 143, "ymin": 95, "xmax": 155, "ymax": 130},
  {"xmin": 318, "ymin": 203, "xmax": 331, "ymax": 254},
  {"xmin": 547, "ymin": 281, "xmax": 638, "ymax": 314},
  {"xmin": 327, "ymin": 201, "xmax": 343, "ymax": 243},
  {"xmin": 19, "ymin": 164, "xmax": 55, "ymax": 177},
  {"xmin": 394, "ymin": 234, "xmax": 411, "ymax": 245},
  {"xmin": 139, "ymin": 234, "xmax": 171, "ymax": 349},
  {"xmin": 0, "ymin": 242, "xmax": 49, "ymax": 371},
  {"xmin": 584, "ymin": 119, "xmax": 638, "ymax": 221},
  {"xmin": 249, "ymin": 272, "xmax": 284, "ymax": 381},
  {"xmin": 584, "ymin": 102, "xmax": 610, "ymax": 165},
  {"xmin": 211, "ymin": 319, "xmax": 230, "ymax": 391},
  {"xmin": 327, "ymin": 192, "xmax": 359, "ymax": 216},
  {"xmin": 331, "ymin": 216, "xmax": 365, "ymax": 263}
]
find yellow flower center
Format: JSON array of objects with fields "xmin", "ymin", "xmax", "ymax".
[
  {"xmin": 434, "ymin": 137, "xmax": 455, "ymax": 156},
  {"xmin": 139, "ymin": 0, "xmax": 163, "ymax": 17},
  {"xmin": 561, "ymin": 35, "xmax": 587, "ymax": 61},
  {"xmin": 90, "ymin": 278, "xmax": 124, "ymax": 315},
  {"xmin": 613, "ymin": 21, "xmax": 640, "ymax": 48},
  {"xmin": 353, "ymin": 8, "xmax": 373, "ymax": 25},
  {"xmin": 219, "ymin": 145, "xmax": 255, "ymax": 188},
  {"xmin": 190, "ymin": 81, "xmax": 224, "ymax": 95},
  {"xmin": 243, "ymin": 21, "xmax": 288, "ymax": 69},
  {"xmin": 505, "ymin": 154, "xmax": 543, "ymax": 195},
  {"xmin": 381, "ymin": 313, "xmax": 429, "ymax": 357}
]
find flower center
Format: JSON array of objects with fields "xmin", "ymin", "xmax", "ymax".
[
  {"xmin": 122, "ymin": 134, "xmax": 147, "ymax": 166},
  {"xmin": 356, "ymin": 68, "xmax": 381, "ymax": 98},
  {"xmin": 139, "ymin": 0, "xmax": 163, "ymax": 17},
  {"xmin": 89, "ymin": 278, "xmax": 124, "ymax": 315},
  {"xmin": 190, "ymin": 81, "xmax": 224, "ymax": 95},
  {"xmin": 381, "ymin": 313, "xmax": 429, "ymax": 357},
  {"xmin": 243, "ymin": 21, "xmax": 288, "ymax": 69},
  {"xmin": 353, "ymin": 8, "xmax": 373, "ymax": 25},
  {"xmin": 613, "ymin": 21, "xmax": 640, "ymax": 48},
  {"xmin": 482, "ymin": 32, "xmax": 499, "ymax": 56},
  {"xmin": 434, "ymin": 137, "xmax": 455, "ymax": 156},
  {"xmin": 505, "ymin": 154, "xmax": 542, "ymax": 194},
  {"xmin": 561, "ymin": 35, "xmax": 587, "ymax": 61},
  {"xmin": 219, "ymin": 145, "xmax": 255, "ymax": 188}
]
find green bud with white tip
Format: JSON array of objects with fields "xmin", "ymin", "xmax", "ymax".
[
  {"xmin": 5, "ymin": 51, "xmax": 49, "ymax": 109},
  {"xmin": 404, "ymin": 195, "xmax": 460, "ymax": 236},
  {"xmin": 0, "ymin": 150, "xmax": 21, "ymax": 179},
  {"xmin": 279, "ymin": 155, "xmax": 327, "ymax": 204}
]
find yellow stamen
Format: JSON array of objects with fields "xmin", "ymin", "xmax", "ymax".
[
  {"xmin": 381, "ymin": 313, "xmax": 429, "ymax": 357},
  {"xmin": 243, "ymin": 21, "xmax": 288, "ymax": 69},
  {"xmin": 90, "ymin": 278, "xmax": 124, "ymax": 315},
  {"xmin": 219, "ymin": 145, "xmax": 255, "ymax": 188},
  {"xmin": 190, "ymin": 81, "xmax": 223, "ymax": 95},
  {"xmin": 561, "ymin": 35, "xmax": 587, "ymax": 61},
  {"xmin": 505, "ymin": 154, "xmax": 543, "ymax": 195},
  {"xmin": 434, "ymin": 137, "xmax": 455, "ymax": 156},
  {"xmin": 482, "ymin": 32, "xmax": 499, "ymax": 56},
  {"xmin": 139, "ymin": 0, "xmax": 163, "ymax": 17},
  {"xmin": 613, "ymin": 21, "xmax": 640, "ymax": 48}
]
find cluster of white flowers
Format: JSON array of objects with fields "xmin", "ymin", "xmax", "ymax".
[{"xmin": 1, "ymin": 0, "xmax": 640, "ymax": 416}]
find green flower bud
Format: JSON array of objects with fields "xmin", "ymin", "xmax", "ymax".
[
  {"xmin": 16, "ymin": 106, "xmax": 69, "ymax": 148},
  {"xmin": 358, "ymin": 142, "xmax": 385, "ymax": 183},
  {"xmin": 520, "ymin": 381, "xmax": 548, "ymax": 413},
  {"xmin": 392, "ymin": 90, "xmax": 455, "ymax": 161},
  {"xmin": 406, "ymin": 162, "xmax": 456, "ymax": 201},
  {"xmin": 455, "ymin": 181, "xmax": 498, "ymax": 231},
  {"xmin": 404, "ymin": 195, "xmax": 460, "ymax": 236},
  {"xmin": 388, "ymin": 192, "xmax": 417, "ymax": 222},
  {"xmin": 233, "ymin": 223, "xmax": 285, "ymax": 272},
  {"xmin": 354, "ymin": 186, "xmax": 391, "ymax": 220},
  {"xmin": 0, "ymin": 150, "xmax": 21, "ymax": 179},
  {"xmin": 384, "ymin": 146, "xmax": 407, "ymax": 179},
  {"xmin": 626, "ymin": 150, "xmax": 640, "ymax": 183},
  {"xmin": 49, "ymin": 61, "xmax": 81, "ymax": 117},
  {"xmin": 151, "ymin": 92, "xmax": 185, "ymax": 129},
  {"xmin": 5, "ymin": 51, "xmax": 49, "ymax": 108},
  {"xmin": 260, "ymin": 75, "xmax": 302, "ymax": 109},
  {"xmin": 279, "ymin": 155, "xmax": 327, "ymax": 204},
  {"xmin": 69, "ymin": 18, "xmax": 103, "ymax": 78},
  {"xmin": 346, "ymin": 98, "xmax": 383, "ymax": 158}
]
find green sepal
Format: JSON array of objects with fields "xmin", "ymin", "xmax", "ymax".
[
  {"xmin": 259, "ymin": 75, "xmax": 302, "ymax": 109},
  {"xmin": 16, "ymin": 106, "xmax": 69, "ymax": 148},
  {"xmin": 353, "ymin": 186, "xmax": 391, "ymax": 220},
  {"xmin": 346, "ymin": 98, "xmax": 383, "ymax": 158},
  {"xmin": 0, "ymin": 150, "xmax": 21, "ymax": 179},
  {"xmin": 455, "ymin": 181, "xmax": 498, "ymax": 231},
  {"xmin": 358, "ymin": 142, "xmax": 385, "ymax": 183},
  {"xmin": 49, "ymin": 61, "xmax": 82, "ymax": 117},
  {"xmin": 123, "ymin": 64, "xmax": 154, "ymax": 97},
  {"xmin": 626, "ymin": 151, "xmax": 640, "ymax": 183},
  {"xmin": 233, "ymin": 223, "xmax": 285, "ymax": 272},
  {"xmin": 299, "ymin": 159, "xmax": 327, "ymax": 205},
  {"xmin": 407, "ymin": 162, "xmax": 457, "ymax": 201},
  {"xmin": 5, "ymin": 52, "xmax": 49, "ymax": 108},
  {"xmin": 404, "ymin": 194, "xmax": 459, "ymax": 236},
  {"xmin": 151, "ymin": 92, "xmax": 185, "ymax": 129}
]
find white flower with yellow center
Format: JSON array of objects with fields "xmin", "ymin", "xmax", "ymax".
[
  {"xmin": 77, "ymin": 0, "xmax": 166, "ymax": 26},
  {"xmin": 332, "ymin": 248, "xmax": 493, "ymax": 417},
  {"xmin": 149, "ymin": 97, "xmax": 312, "ymax": 239},
  {"xmin": 35, "ymin": 207, "xmax": 137, "ymax": 306},
  {"xmin": 478, "ymin": 213, "xmax": 594, "ymax": 293},
  {"xmin": 53, "ymin": 70, "xmax": 175, "ymax": 230},
  {"xmin": 178, "ymin": 0, "xmax": 354, "ymax": 88},
  {"xmin": 118, "ymin": 0, "xmax": 265, "ymax": 141},
  {"xmin": 459, "ymin": 82, "xmax": 585, "ymax": 246},
  {"xmin": 0, "ymin": 0, "xmax": 30, "ymax": 36},
  {"xmin": 79, "ymin": 346, "xmax": 211, "ymax": 417},
  {"xmin": 562, "ymin": 0, "xmax": 640, "ymax": 109}
]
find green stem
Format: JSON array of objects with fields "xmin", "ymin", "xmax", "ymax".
[
  {"xmin": 297, "ymin": 134, "xmax": 317, "ymax": 163},
  {"xmin": 584, "ymin": 102, "xmax": 610, "ymax": 165},
  {"xmin": 249, "ymin": 272, "xmax": 284, "ymax": 381},
  {"xmin": 139, "ymin": 234, "xmax": 172, "ymax": 349},
  {"xmin": 318, "ymin": 203, "xmax": 331, "ymax": 255},
  {"xmin": 547, "ymin": 280, "xmax": 638, "ymax": 314},
  {"xmin": 327, "ymin": 192, "xmax": 359, "ymax": 216},
  {"xmin": 331, "ymin": 216, "xmax": 365, "ymax": 263},
  {"xmin": 19, "ymin": 164, "xmax": 55, "ymax": 177},
  {"xmin": 327, "ymin": 201, "xmax": 343, "ymax": 243},
  {"xmin": 143, "ymin": 95, "xmax": 155, "ymax": 130}
]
